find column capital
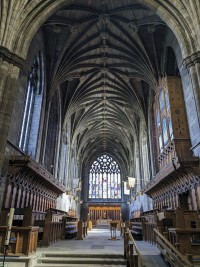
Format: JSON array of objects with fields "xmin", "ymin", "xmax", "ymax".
[
  {"xmin": 183, "ymin": 51, "xmax": 200, "ymax": 68},
  {"xmin": 0, "ymin": 46, "xmax": 25, "ymax": 69}
]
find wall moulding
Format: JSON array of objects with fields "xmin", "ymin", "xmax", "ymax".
[{"xmin": 183, "ymin": 51, "xmax": 200, "ymax": 68}]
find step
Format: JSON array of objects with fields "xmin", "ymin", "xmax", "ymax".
[
  {"xmin": 42, "ymin": 253, "xmax": 124, "ymax": 258},
  {"xmin": 38, "ymin": 257, "xmax": 126, "ymax": 265},
  {"xmin": 34, "ymin": 265, "xmax": 127, "ymax": 267}
]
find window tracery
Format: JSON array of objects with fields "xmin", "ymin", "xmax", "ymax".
[{"xmin": 89, "ymin": 155, "xmax": 121, "ymax": 199}]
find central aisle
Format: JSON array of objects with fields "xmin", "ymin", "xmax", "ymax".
[
  {"xmin": 38, "ymin": 228, "xmax": 123, "ymax": 255},
  {"xmin": 34, "ymin": 228, "xmax": 169, "ymax": 267}
]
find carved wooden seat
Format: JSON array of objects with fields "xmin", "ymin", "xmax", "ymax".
[
  {"xmin": 168, "ymin": 228, "xmax": 200, "ymax": 256},
  {"xmin": 0, "ymin": 226, "xmax": 38, "ymax": 256},
  {"xmin": 0, "ymin": 206, "xmax": 33, "ymax": 227},
  {"xmin": 0, "ymin": 206, "xmax": 39, "ymax": 256},
  {"xmin": 156, "ymin": 207, "xmax": 200, "ymax": 263}
]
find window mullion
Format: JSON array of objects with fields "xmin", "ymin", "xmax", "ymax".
[{"xmin": 23, "ymin": 88, "xmax": 34, "ymax": 151}]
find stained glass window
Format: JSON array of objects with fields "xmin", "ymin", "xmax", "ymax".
[
  {"xmin": 19, "ymin": 52, "xmax": 44, "ymax": 156},
  {"xmin": 159, "ymin": 90, "xmax": 164, "ymax": 111},
  {"xmin": 165, "ymin": 92, "xmax": 170, "ymax": 112},
  {"xmin": 89, "ymin": 155, "xmax": 121, "ymax": 199},
  {"xmin": 168, "ymin": 118, "xmax": 173, "ymax": 139},
  {"xmin": 156, "ymin": 110, "xmax": 160, "ymax": 127},
  {"xmin": 159, "ymin": 134, "xmax": 163, "ymax": 152},
  {"xmin": 162, "ymin": 117, "xmax": 168, "ymax": 146}
]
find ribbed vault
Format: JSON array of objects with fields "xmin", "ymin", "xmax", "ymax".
[{"xmin": 41, "ymin": 0, "xmax": 171, "ymax": 174}]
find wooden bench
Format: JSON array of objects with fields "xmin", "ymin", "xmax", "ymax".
[
  {"xmin": 40, "ymin": 208, "xmax": 67, "ymax": 246},
  {"xmin": 32, "ymin": 208, "xmax": 77, "ymax": 246}
]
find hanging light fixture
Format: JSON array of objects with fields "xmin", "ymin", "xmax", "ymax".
[{"xmin": 127, "ymin": 177, "xmax": 136, "ymax": 188}]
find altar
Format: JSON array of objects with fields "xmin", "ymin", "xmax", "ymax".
[{"xmin": 96, "ymin": 219, "xmax": 111, "ymax": 225}]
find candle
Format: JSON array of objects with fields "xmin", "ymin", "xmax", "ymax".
[{"xmin": 4, "ymin": 208, "xmax": 15, "ymax": 246}]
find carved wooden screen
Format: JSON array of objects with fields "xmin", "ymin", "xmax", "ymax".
[{"xmin": 154, "ymin": 76, "xmax": 191, "ymax": 171}]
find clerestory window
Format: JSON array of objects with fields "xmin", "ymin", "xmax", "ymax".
[
  {"xmin": 19, "ymin": 52, "xmax": 44, "ymax": 157},
  {"xmin": 156, "ymin": 89, "xmax": 173, "ymax": 152},
  {"xmin": 88, "ymin": 154, "xmax": 121, "ymax": 199}
]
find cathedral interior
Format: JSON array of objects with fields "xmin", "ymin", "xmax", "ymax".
[{"xmin": 0, "ymin": 0, "xmax": 200, "ymax": 266}]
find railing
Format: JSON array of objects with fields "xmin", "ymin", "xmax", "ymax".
[
  {"xmin": 124, "ymin": 228, "xmax": 146, "ymax": 267},
  {"xmin": 142, "ymin": 222, "xmax": 156, "ymax": 244},
  {"xmin": 154, "ymin": 228, "xmax": 193, "ymax": 267}
]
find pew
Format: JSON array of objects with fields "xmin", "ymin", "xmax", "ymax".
[
  {"xmin": 0, "ymin": 207, "xmax": 74, "ymax": 250},
  {"xmin": 141, "ymin": 209, "xmax": 158, "ymax": 244},
  {"xmin": 0, "ymin": 207, "xmax": 38, "ymax": 256},
  {"xmin": 41, "ymin": 209, "xmax": 65, "ymax": 246},
  {"xmin": 65, "ymin": 216, "xmax": 78, "ymax": 239},
  {"xmin": 155, "ymin": 207, "xmax": 200, "ymax": 265},
  {"xmin": 33, "ymin": 208, "xmax": 78, "ymax": 245},
  {"xmin": 130, "ymin": 218, "xmax": 143, "ymax": 240},
  {"xmin": 167, "ymin": 208, "xmax": 200, "ymax": 260}
]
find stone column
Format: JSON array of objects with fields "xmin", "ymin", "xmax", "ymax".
[
  {"xmin": 0, "ymin": 47, "xmax": 24, "ymax": 211},
  {"xmin": 184, "ymin": 52, "xmax": 200, "ymax": 153},
  {"xmin": 80, "ymin": 202, "xmax": 88, "ymax": 221}
]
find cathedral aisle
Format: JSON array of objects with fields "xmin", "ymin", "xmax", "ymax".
[{"xmin": 33, "ymin": 228, "xmax": 169, "ymax": 267}]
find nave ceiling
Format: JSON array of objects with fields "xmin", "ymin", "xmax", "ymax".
[{"xmin": 40, "ymin": 0, "xmax": 173, "ymax": 172}]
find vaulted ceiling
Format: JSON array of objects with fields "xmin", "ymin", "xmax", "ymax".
[{"xmin": 42, "ymin": 0, "xmax": 169, "ymax": 171}]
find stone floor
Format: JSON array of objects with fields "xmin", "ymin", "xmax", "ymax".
[
  {"xmin": 37, "ymin": 228, "xmax": 123, "ymax": 255},
  {"xmin": 0, "ymin": 228, "xmax": 169, "ymax": 267},
  {"xmin": 35, "ymin": 228, "xmax": 169, "ymax": 267}
]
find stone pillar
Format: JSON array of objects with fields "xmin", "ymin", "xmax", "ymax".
[
  {"xmin": 191, "ymin": 188, "xmax": 197, "ymax": 210},
  {"xmin": 196, "ymin": 186, "xmax": 200, "ymax": 210},
  {"xmin": 80, "ymin": 202, "xmax": 88, "ymax": 221},
  {"xmin": 0, "ymin": 47, "xmax": 24, "ymax": 211},
  {"xmin": 121, "ymin": 203, "xmax": 129, "ymax": 221},
  {"xmin": 184, "ymin": 52, "xmax": 200, "ymax": 154}
]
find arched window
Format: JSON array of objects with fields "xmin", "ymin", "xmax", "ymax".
[
  {"xmin": 19, "ymin": 52, "xmax": 44, "ymax": 157},
  {"xmin": 44, "ymin": 93, "xmax": 59, "ymax": 173},
  {"xmin": 155, "ymin": 86, "xmax": 174, "ymax": 153},
  {"xmin": 159, "ymin": 90, "xmax": 164, "ymax": 111},
  {"xmin": 162, "ymin": 117, "xmax": 168, "ymax": 147},
  {"xmin": 89, "ymin": 155, "xmax": 121, "ymax": 199}
]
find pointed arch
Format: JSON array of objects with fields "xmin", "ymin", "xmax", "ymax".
[{"xmin": 88, "ymin": 154, "xmax": 121, "ymax": 199}]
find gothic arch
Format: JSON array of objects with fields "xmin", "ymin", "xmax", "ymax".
[{"xmin": 1, "ymin": 1, "xmax": 199, "ymax": 60}]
